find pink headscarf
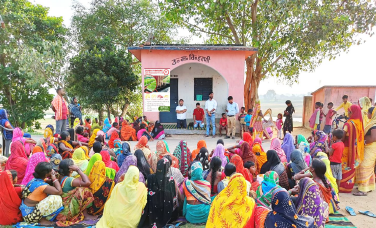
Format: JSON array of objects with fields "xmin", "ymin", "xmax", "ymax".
[
  {"xmin": 212, "ymin": 144, "xmax": 227, "ymax": 168},
  {"xmin": 253, "ymin": 137, "xmax": 265, "ymax": 152},
  {"xmin": 12, "ymin": 127, "xmax": 32, "ymax": 156},
  {"xmin": 270, "ymin": 138, "xmax": 287, "ymax": 163},
  {"xmin": 21, "ymin": 152, "xmax": 47, "ymax": 185}
]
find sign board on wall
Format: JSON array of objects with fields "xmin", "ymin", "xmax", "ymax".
[{"xmin": 144, "ymin": 68, "xmax": 170, "ymax": 112}]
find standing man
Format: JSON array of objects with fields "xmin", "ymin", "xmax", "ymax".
[
  {"xmin": 51, "ymin": 88, "xmax": 68, "ymax": 135},
  {"xmin": 205, "ymin": 92, "xmax": 217, "ymax": 137},
  {"xmin": 193, "ymin": 102, "xmax": 205, "ymax": 129},
  {"xmin": 335, "ymin": 95, "xmax": 352, "ymax": 118},
  {"xmin": 225, "ymin": 96, "xmax": 239, "ymax": 139},
  {"xmin": 176, "ymin": 99, "xmax": 187, "ymax": 129}
]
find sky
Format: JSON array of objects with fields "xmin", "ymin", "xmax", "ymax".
[{"xmin": 33, "ymin": 0, "xmax": 376, "ymax": 96}]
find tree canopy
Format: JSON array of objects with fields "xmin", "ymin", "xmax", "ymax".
[
  {"xmin": 161, "ymin": 0, "xmax": 376, "ymax": 108},
  {"xmin": 0, "ymin": 0, "xmax": 67, "ymax": 127}
]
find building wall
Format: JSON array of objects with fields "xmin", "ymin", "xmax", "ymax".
[
  {"xmin": 302, "ymin": 96, "xmax": 312, "ymax": 128},
  {"xmin": 303, "ymin": 86, "xmax": 376, "ymax": 128},
  {"xmin": 139, "ymin": 49, "xmax": 246, "ymax": 121},
  {"xmin": 171, "ymin": 63, "xmax": 228, "ymax": 120}
]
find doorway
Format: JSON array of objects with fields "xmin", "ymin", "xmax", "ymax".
[{"xmin": 160, "ymin": 78, "xmax": 178, "ymax": 123}]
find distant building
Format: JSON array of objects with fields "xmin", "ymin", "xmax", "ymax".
[
  {"xmin": 128, "ymin": 44, "xmax": 257, "ymax": 123},
  {"xmin": 302, "ymin": 85, "xmax": 376, "ymax": 128}
]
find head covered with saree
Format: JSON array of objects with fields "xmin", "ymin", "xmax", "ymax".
[
  {"xmin": 173, "ymin": 140, "xmax": 192, "ymax": 177},
  {"xmin": 115, "ymin": 155, "xmax": 145, "ymax": 184},
  {"xmin": 240, "ymin": 141, "xmax": 256, "ymax": 164},
  {"xmin": 256, "ymin": 171, "xmax": 281, "ymax": 209},
  {"xmin": 72, "ymin": 148, "xmax": 89, "ymax": 174},
  {"xmin": 347, "ymin": 104, "xmax": 365, "ymax": 163},
  {"xmin": 359, "ymin": 96, "xmax": 372, "ymax": 125},
  {"xmin": 243, "ymin": 132, "xmax": 254, "ymax": 145},
  {"xmin": 96, "ymin": 166, "xmax": 147, "ymax": 228},
  {"xmin": 260, "ymin": 150, "xmax": 284, "ymax": 175},
  {"xmin": 207, "ymin": 173, "xmax": 255, "ymax": 228},
  {"xmin": 102, "ymin": 118, "xmax": 111, "ymax": 133},
  {"xmin": 21, "ymin": 152, "xmax": 47, "ymax": 185},
  {"xmin": 0, "ymin": 170, "xmax": 23, "ymax": 225},
  {"xmin": 265, "ymin": 188, "xmax": 315, "ymax": 228},
  {"xmin": 88, "ymin": 129, "xmax": 100, "ymax": 148},
  {"xmin": 212, "ymin": 144, "xmax": 227, "ymax": 168},
  {"xmin": 270, "ymin": 138, "xmax": 287, "ymax": 163},
  {"xmin": 117, "ymin": 142, "xmax": 132, "ymax": 168},
  {"xmin": 6, "ymin": 141, "xmax": 28, "ymax": 184},
  {"xmin": 281, "ymin": 132, "xmax": 295, "ymax": 162},
  {"xmin": 156, "ymin": 141, "xmax": 179, "ymax": 168},
  {"xmin": 100, "ymin": 150, "xmax": 119, "ymax": 172},
  {"xmin": 230, "ymin": 154, "xmax": 252, "ymax": 183},
  {"xmin": 184, "ymin": 161, "xmax": 211, "ymax": 204},
  {"xmin": 85, "ymin": 153, "xmax": 102, "ymax": 176},
  {"xmin": 134, "ymin": 149, "xmax": 152, "ymax": 179},
  {"xmin": 290, "ymin": 149, "xmax": 308, "ymax": 174},
  {"xmin": 191, "ymin": 140, "xmax": 207, "ymax": 160}
]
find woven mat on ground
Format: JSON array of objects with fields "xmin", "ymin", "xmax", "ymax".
[{"xmin": 326, "ymin": 213, "xmax": 356, "ymax": 228}]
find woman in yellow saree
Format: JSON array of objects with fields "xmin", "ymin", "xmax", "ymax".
[
  {"xmin": 97, "ymin": 166, "xmax": 147, "ymax": 228},
  {"xmin": 359, "ymin": 97, "xmax": 372, "ymax": 126},
  {"xmin": 355, "ymin": 107, "xmax": 376, "ymax": 195},
  {"xmin": 250, "ymin": 100, "xmax": 264, "ymax": 139},
  {"xmin": 207, "ymin": 173, "xmax": 255, "ymax": 228}
]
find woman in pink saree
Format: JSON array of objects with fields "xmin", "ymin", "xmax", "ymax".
[{"xmin": 12, "ymin": 127, "xmax": 36, "ymax": 156}]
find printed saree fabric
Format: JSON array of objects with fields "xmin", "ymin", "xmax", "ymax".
[
  {"xmin": 0, "ymin": 171, "xmax": 22, "ymax": 225},
  {"xmin": 207, "ymin": 173, "xmax": 255, "ymax": 228}
]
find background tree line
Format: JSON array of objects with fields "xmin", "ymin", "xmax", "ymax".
[{"xmin": 0, "ymin": 0, "xmax": 375, "ymax": 128}]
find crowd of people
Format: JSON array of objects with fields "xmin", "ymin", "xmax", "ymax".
[{"xmin": 0, "ymin": 92, "xmax": 375, "ymax": 227}]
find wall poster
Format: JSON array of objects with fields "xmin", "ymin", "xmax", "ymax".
[{"xmin": 143, "ymin": 68, "xmax": 170, "ymax": 112}]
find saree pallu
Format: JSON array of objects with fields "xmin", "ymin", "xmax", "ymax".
[
  {"xmin": 340, "ymin": 121, "xmax": 358, "ymax": 193},
  {"xmin": 255, "ymin": 206, "xmax": 270, "ymax": 228},
  {"xmin": 87, "ymin": 177, "xmax": 115, "ymax": 216},
  {"xmin": 20, "ymin": 195, "xmax": 63, "ymax": 223},
  {"xmin": 183, "ymin": 197, "xmax": 214, "ymax": 224},
  {"xmin": 56, "ymin": 187, "xmax": 94, "ymax": 227},
  {"xmin": 356, "ymin": 141, "xmax": 376, "ymax": 192}
]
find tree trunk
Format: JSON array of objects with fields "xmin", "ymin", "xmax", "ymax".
[
  {"xmin": 244, "ymin": 56, "xmax": 262, "ymax": 111},
  {"xmin": 21, "ymin": 122, "xmax": 26, "ymax": 129},
  {"xmin": 107, "ymin": 106, "xmax": 111, "ymax": 120},
  {"xmin": 98, "ymin": 108, "xmax": 104, "ymax": 124},
  {"xmin": 120, "ymin": 103, "xmax": 129, "ymax": 118}
]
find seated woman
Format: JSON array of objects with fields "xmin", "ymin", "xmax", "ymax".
[
  {"xmin": 151, "ymin": 120, "xmax": 165, "ymax": 140},
  {"xmin": 88, "ymin": 129, "xmax": 100, "ymax": 148},
  {"xmin": 20, "ymin": 162, "xmax": 63, "ymax": 225},
  {"xmin": 115, "ymin": 155, "xmax": 145, "ymax": 184},
  {"xmin": 207, "ymin": 173, "xmax": 256, "ymax": 228},
  {"xmin": 139, "ymin": 158, "xmax": 179, "ymax": 227},
  {"xmin": 156, "ymin": 141, "xmax": 179, "ymax": 168},
  {"xmin": 117, "ymin": 142, "xmax": 132, "ymax": 168},
  {"xmin": 120, "ymin": 120, "xmax": 137, "ymax": 141},
  {"xmin": 108, "ymin": 131, "xmax": 120, "ymax": 149},
  {"xmin": 165, "ymin": 155, "xmax": 185, "ymax": 197},
  {"xmin": 294, "ymin": 158, "xmax": 339, "ymax": 215},
  {"xmin": 134, "ymin": 149, "xmax": 154, "ymax": 179},
  {"xmin": 290, "ymin": 177, "xmax": 329, "ymax": 228},
  {"xmin": 6, "ymin": 141, "xmax": 28, "ymax": 184},
  {"xmin": 71, "ymin": 148, "xmax": 89, "ymax": 177},
  {"xmin": 260, "ymin": 150, "xmax": 289, "ymax": 190},
  {"xmin": 12, "ymin": 127, "xmax": 36, "ymax": 156},
  {"xmin": 59, "ymin": 131, "xmax": 87, "ymax": 159},
  {"xmin": 270, "ymin": 138, "xmax": 287, "ymax": 163},
  {"xmin": 76, "ymin": 126, "xmax": 89, "ymax": 143},
  {"xmin": 21, "ymin": 152, "xmax": 47, "ymax": 186},
  {"xmin": 286, "ymin": 150, "xmax": 307, "ymax": 189},
  {"xmin": 97, "ymin": 166, "xmax": 147, "ymax": 228},
  {"xmin": 56, "ymin": 159, "xmax": 96, "ymax": 226},
  {"xmin": 85, "ymin": 153, "xmax": 116, "ymax": 180},
  {"xmin": 195, "ymin": 147, "xmax": 210, "ymax": 171},
  {"xmin": 135, "ymin": 136, "xmax": 157, "ymax": 171},
  {"xmin": 0, "ymin": 109, "xmax": 14, "ymax": 157},
  {"xmin": 230, "ymin": 154, "xmax": 252, "ymax": 183},
  {"xmin": 0, "ymin": 155, "xmax": 7, "ymax": 171},
  {"xmin": 137, "ymin": 123, "xmax": 154, "ymax": 141},
  {"xmin": 310, "ymin": 131, "xmax": 328, "ymax": 156},
  {"xmin": 316, "ymin": 152, "xmax": 339, "ymax": 194},
  {"xmin": 262, "ymin": 188, "xmax": 315, "ymax": 228},
  {"xmin": 240, "ymin": 141, "xmax": 256, "ymax": 165},
  {"xmin": 100, "ymin": 150, "xmax": 119, "ymax": 172},
  {"xmin": 0, "ymin": 170, "xmax": 23, "ymax": 226},
  {"xmin": 191, "ymin": 140, "xmax": 207, "ymax": 160},
  {"xmin": 182, "ymin": 162, "xmax": 212, "ymax": 224},
  {"xmin": 256, "ymin": 171, "xmax": 281, "ymax": 209},
  {"xmin": 298, "ymin": 142, "xmax": 312, "ymax": 167},
  {"xmin": 203, "ymin": 157, "xmax": 225, "ymax": 197},
  {"xmin": 281, "ymin": 132, "xmax": 295, "ymax": 162},
  {"xmin": 87, "ymin": 160, "xmax": 115, "ymax": 216},
  {"xmin": 102, "ymin": 118, "xmax": 112, "ymax": 136},
  {"xmin": 211, "ymin": 144, "xmax": 228, "ymax": 168},
  {"xmin": 252, "ymin": 137, "xmax": 267, "ymax": 173}
]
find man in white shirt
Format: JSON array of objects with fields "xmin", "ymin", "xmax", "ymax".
[
  {"xmin": 205, "ymin": 92, "xmax": 217, "ymax": 137},
  {"xmin": 176, "ymin": 99, "xmax": 187, "ymax": 128},
  {"xmin": 225, "ymin": 96, "xmax": 239, "ymax": 139}
]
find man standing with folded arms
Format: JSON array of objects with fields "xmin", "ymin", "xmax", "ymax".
[
  {"xmin": 225, "ymin": 96, "xmax": 239, "ymax": 139},
  {"xmin": 205, "ymin": 92, "xmax": 217, "ymax": 137}
]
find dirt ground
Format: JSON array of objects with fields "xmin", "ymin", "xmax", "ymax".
[{"xmin": 28, "ymin": 126, "xmax": 375, "ymax": 227}]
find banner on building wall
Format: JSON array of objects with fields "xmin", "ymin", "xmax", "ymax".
[{"xmin": 144, "ymin": 68, "xmax": 170, "ymax": 112}]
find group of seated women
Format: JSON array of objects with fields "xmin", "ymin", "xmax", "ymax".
[{"xmin": 0, "ymin": 123, "xmax": 340, "ymax": 228}]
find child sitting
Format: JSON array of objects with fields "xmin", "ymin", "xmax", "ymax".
[
  {"xmin": 106, "ymin": 122, "xmax": 120, "ymax": 139},
  {"xmin": 219, "ymin": 113, "xmax": 228, "ymax": 137},
  {"xmin": 9, "ymin": 170, "xmax": 23, "ymax": 197},
  {"xmin": 244, "ymin": 161, "xmax": 259, "ymax": 192},
  {"xmin": 217, "ymin": 163, "xmax": 237, "ymax": 193},
  {"xmin": 276, "ymin": 113, "xmax": 283, "ymax": 139},
  {"xmin": 76, "ymin": 126, "xmax": 89, "ymax": 143},
  {"xmin": 325, "ymin": 129, "xmax": 344, "ymax": 189}
]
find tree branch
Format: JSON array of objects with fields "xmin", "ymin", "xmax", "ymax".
[
  {"xmin": 182, "ymin": 21, "xmax": 235, "ymax": 41},
  {"xmin": 225, "ymin": 15, "xmax": 241, "ymax": 44}
]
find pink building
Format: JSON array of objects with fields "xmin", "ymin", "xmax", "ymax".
[
  {"xmin": 302, "ymin": 85, "xmax": 376, "ymax": 128},
  {"xmin": 129, "ymin": 45, "xmax": 257, "ymax": 123}
]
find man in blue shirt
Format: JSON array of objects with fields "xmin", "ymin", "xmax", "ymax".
[
  {"xmin": 244, "ymin": 109, "xmax": 253, "ymax": 130},
  {"xmin": 225, "ymin": 96, "xmax": 239, "ymax": 139}
]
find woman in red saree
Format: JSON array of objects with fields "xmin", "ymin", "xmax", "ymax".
[
  {"xmin": 108, "ymin": 131, "xmax": 119, "ymax": 149},
  {"xmin": 339, "ymin": 104, "xmax": 365, "ymax": 193},
  {"xmin": 0, "ymin": 170, "xmax": 22, "ymax": 225},
  {"xmin": 5, "ymin": 141, "xmax": 28, "ymax": 184}
]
